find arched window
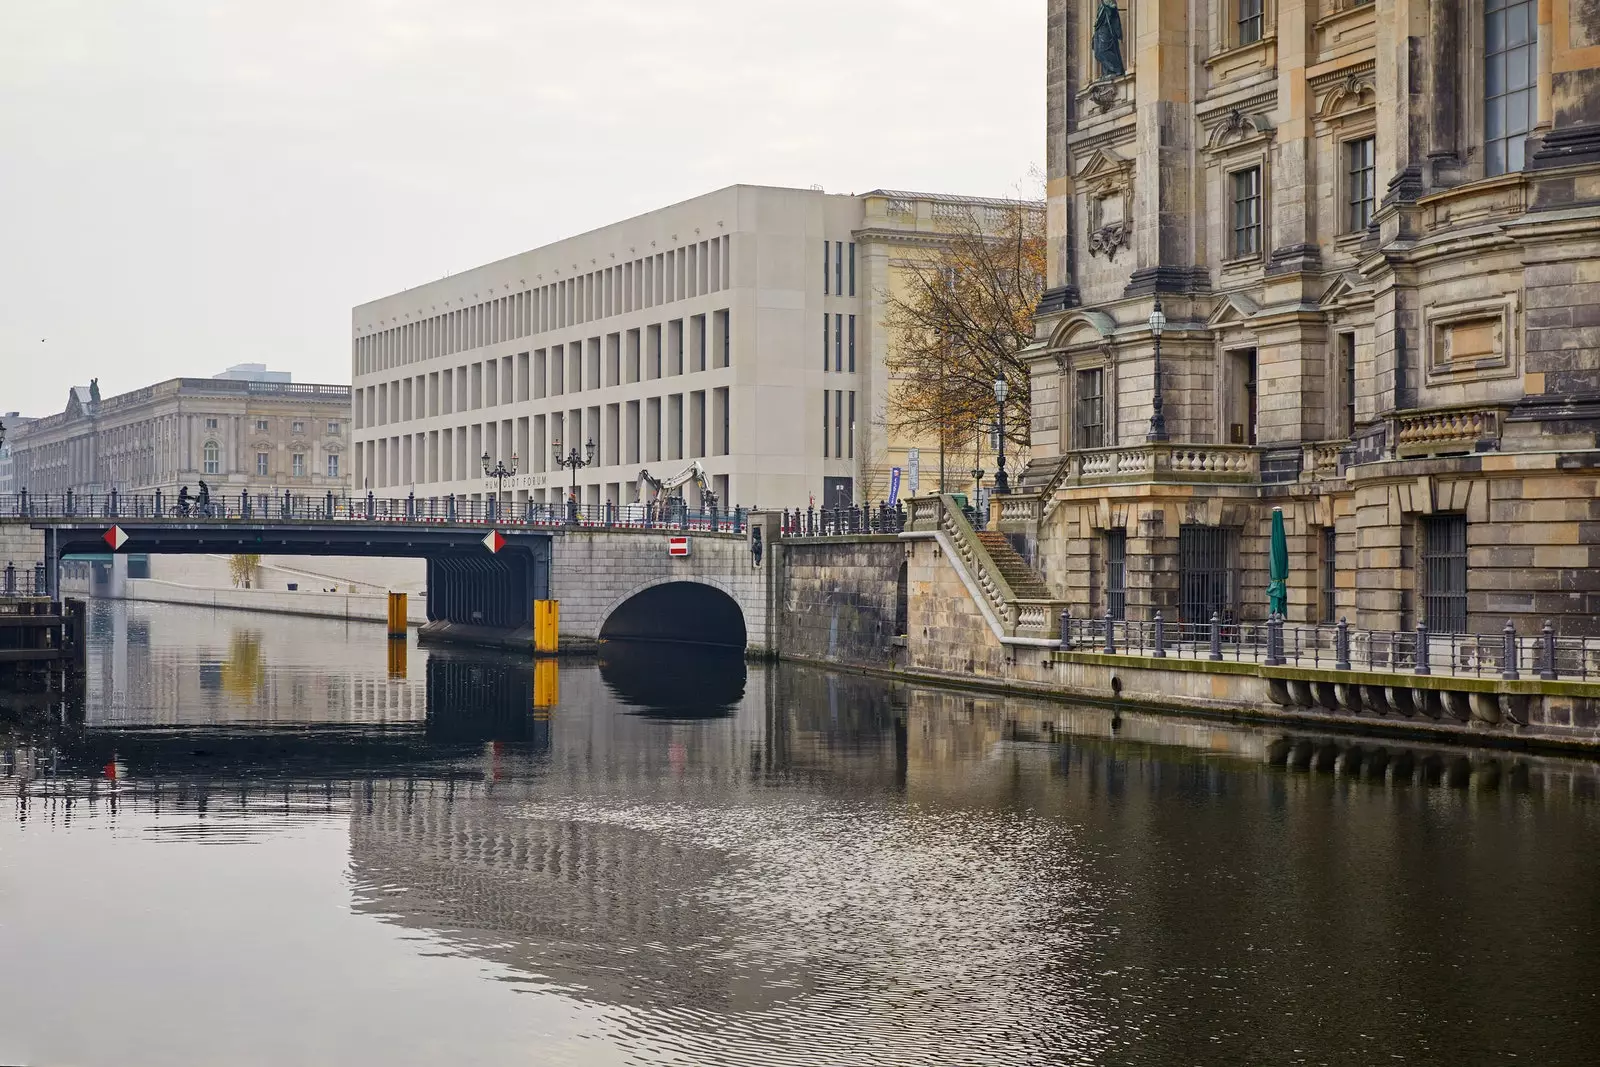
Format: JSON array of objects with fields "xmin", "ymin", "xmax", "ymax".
[
  {"xmin": 203, "ymin": 441, "xmax": 221, "ymax": 475},
  {"xmin": 894, "ymin": 560, "xmax": 909, "ymax": 636}
]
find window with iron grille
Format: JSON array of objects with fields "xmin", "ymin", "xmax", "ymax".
[
  {"xmin": 1422, "ymin": 514, "xmax": 1468, "ymax": 633},
  {"xmin": 1346, "ymin": 136, "xmax": 1375, "ymax": 232},
  {"xmin": 1105, "ymin": 529, "xmax": 1127, "ymax": 621},
  {"xmin": 1232, "ymin": 167, "xmax": 1262, "ymax": 258},
  {"xmin": 1321, "ymin": 526, "xmax": 1338, "ymax": 624},
  {"xmin": 1076, "ymin": 368, "xmax": 1105, "ymax": 448},
  {"xmin": 1179, "ymin": 525, "xmax": 1238, "ymax": 624},
  {"xmin": 1238, "ymin": 0, "xmax": 1264, "ymax": 45}
]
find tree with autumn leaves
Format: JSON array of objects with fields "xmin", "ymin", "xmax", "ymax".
[{"xmin": 883, "ymin": 197, "xmax": 1046, "ymax": 486}]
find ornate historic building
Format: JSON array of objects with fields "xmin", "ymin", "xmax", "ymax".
[
  {"xmin": 7, "ymin": 371, "xmax": 351, "ymax": 501},
  {"xmin": 1012, "ymin": 0, "xmax": 1600, "ymax": 635}
]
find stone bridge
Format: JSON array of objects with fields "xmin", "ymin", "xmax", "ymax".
[{"xmin": 0, "ymin": 501, "xmax": 779, "ymax": 655}]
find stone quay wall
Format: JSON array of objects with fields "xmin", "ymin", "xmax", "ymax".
[{"xmin": 775, "ymin": 537, "xmax": 905, "ymax": 669}]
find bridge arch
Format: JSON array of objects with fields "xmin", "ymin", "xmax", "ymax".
[{"xmin": 597, "ymin": 577, "xmax": 747, "ymax": 649}]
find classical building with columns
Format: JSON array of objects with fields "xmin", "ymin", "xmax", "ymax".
[
  {"xmin": 1010, "ymin": 0, "xmax": 1600, "ymax": 636},
  {"xmin": 6, "ymin": 371, "xmax": 351, "ymax": 501}
]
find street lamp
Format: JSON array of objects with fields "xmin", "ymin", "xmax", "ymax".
[
  {"xmin": 992, "ymin": 377, "xmax": 1010, "ymax": 494},
  {"xmin": 552, "ymin": 437, "xmax": 596, "ymax": 521},
  {"xmin": 482, "ymin": 451, "xmax": 518, "ymax": 518},
  {"xmin": 1147, "ymin": 297, "xmax": 1169, "ymax": 441}
]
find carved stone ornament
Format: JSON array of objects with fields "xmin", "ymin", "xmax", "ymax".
[
  {"xmin": 1088, "ymin": 79, "xmax": 1119, "ymax": 113},
  {"xmin": 1088, "ymin": 222, "xmax": 1132, "ymax": 260}
]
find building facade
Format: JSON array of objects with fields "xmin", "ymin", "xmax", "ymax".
[
  {"xmin": 351, "ymin": 184, "xmax": 1028, "ymax": 512},
  {"xmin": 7, "ymin": 374, "xmax": 351, "ymax": 500},
  {"xmin": 1012, "ymin": 0, "xmax": 1600, "ymax": 635},
  {"xmin": 0, "ymin": 413, "xmax": 35, "ymax": 494}
]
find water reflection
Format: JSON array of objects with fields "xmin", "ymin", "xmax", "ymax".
[
  {"xmin": 3, "ymin": 602, "xmax": 1600, "ymax": 1066},
  {"xmin": 598, "ymin": 640, "xmax": 746, "ymax": 719}
]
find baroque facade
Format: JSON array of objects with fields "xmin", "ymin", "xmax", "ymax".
[
  {"xmin": 7, "ymin": 373, "xmax": 351, "ymax": 500},
  {"xmin": 1013, "ymin": 0, "xmax": 1600, "ymax": 636}
]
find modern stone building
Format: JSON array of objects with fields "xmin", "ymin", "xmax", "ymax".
[
  {"xmin": 7, "ymin": 371, "xmax": 351, "ymax": 501},
  {"xmin": 352, "ymin": 184, "xmax": 1031, "ymax": 512},
  {"xmin": 1008, "ymin": 0, "xmax": 1600, "ymax": 636}
]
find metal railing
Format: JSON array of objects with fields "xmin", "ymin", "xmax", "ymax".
[
  {"xmin": 0, "ymin": 490, "xmax": 748, "ymax": 533},
  {"xmin": 1, "ymin": 561, "xmax": 50, "ymax": 598},
  {"xmin": 1059, "ymin": 612, "xmax": 1600, "ymax": 683},
  {"xmin": 780, "ymin": 503, "xmax": 907, "ymax": 538}
]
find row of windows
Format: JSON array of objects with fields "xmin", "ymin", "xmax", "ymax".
[
  {"xmin": 1097, "ymin": 515, "xmax": 1463, "ymax": 631},
  {"xmin": 357, "ymin": 391, "xmax": 733, "ymax": 488},
  {"xmin": 199, "ymin": 441, "xmax": 337, "ymax": 478},
  {"xmin": 358, "ymin": 311, "xmax": 733, "ymax": 430},
  {"xmin": 823, "ymin": 314, "xmax": 857, "ymax": 373},
  {"xmin": 821, "ymin": 389, "xmax": 856, "ymax": 459},
  {"xmin": 354, "ymin": 236, "xmax": 732, "ymax": 376},
  {"xmin": 204, "ymin": 417, "xmax": 340, "ymax": 435},
  {"xmin": 1226, "ymin": 135, "xmax": 1374, "ymax": 259},
  {"xmin": 822, "ymin": 241, "xmax": 856, "ymax": 297}
]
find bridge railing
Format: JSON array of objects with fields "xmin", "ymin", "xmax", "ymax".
[{"xmin": 0, "ymin": 490, "xmax": 749, "ymax": 534}]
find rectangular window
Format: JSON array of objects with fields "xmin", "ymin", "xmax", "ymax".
[
  {"xmin": 822, "ymin": 391, "xmax": 830, "ymax": 457},
  {"xmin": 835, "ymin": 241, "xmax": 843, "ymax": 296},
  {"xmin": 834, "ymin": 313, "xmax": 842, "ymax": 372},
  {"xmin": 1340, "ymin": 333, "xmax": 1357, "ymax": 437},
  {"xmin": 255, "ymin": 419, "xmax": 269, "ymax": 432},
  {"xmin": 848, "ymin": 242, "xmax": 856, "ymax": 296},
  {"xmin": 1178, "ymin": 525, "xmax": 1239, "ymax": 624},
  {"xmin": 1105, "ymin": 529, "xmax": 1127, "ymax": 621},
  {"xmin": 292, "ymin": 453, "xmax": 305, "ymax": 477},
  {"xmin": 822, "ymin": 314, "xmax": 830, "ymax": 372},
  {"xmin": 256, "ymin": 452, "xmax": 269, "ymax": 476},
  {"xmin": 1486, "ymin": 0, "xmax": 1537, "ymax": 176},
  {"xmin": 292, "ymin": 420, "xmax": 305, "ymax": 434},
  {"xmin": 1238, "ymin": 0, "xmax": 1264, "ymax": 45},
  {"xmin": 823, "ymin": 240, "xmax": 830, "ymax": 295},
  {"xmin": 1422, "ymin": 514, "xmax": 1469, "ymax": 633},
  {"xmin": 327, "ymin": 420, "xmax": 341, "ymax": 435},
  {"xmin": 848, "ymin": 390, "xmax": 856, "ymax": 459},
  {"xmin": 848, "ymin": 314, "xmax": 856, "ymax": 372},
  {"xmin": 1231, "ymin": 167, "xmax": 1262, "ymax": 258},
  {"xmin": 835, "ymin": 390, "xmax": 844, "ymax": 459},
  {"xmin": 1076, "ymin": 368, "xmax": 1105, "ymax": 448},
  {"xmin": 327, "ymin": 454, "xmax": 340, "ymax": 478},
  {"xmin": 1346, "ymin": 137, "xmax": 1376, "ymax": 232},
  {"xmin": 205, "ymin": 417, "xmax": 219, "ymax": 430},
  {"xmin": 1321, "ymin": 526, "xmax": 1338, "ymax": 624}
]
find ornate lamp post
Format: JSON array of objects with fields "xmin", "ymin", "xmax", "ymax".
[
  {"xmin": 992, "ymin": 377, "xmax": 1010, "ymax": 494},
  {"xmin": 552, "ymin": 437, "xmax": 596, "ymax": 521},
  {"xmin": 1147, "ymin": 297, "xmax": 1169, "ymax": 441},
  {"xmin": 481, "ymin": 451, "xmax": 518, "ymax": 518}
]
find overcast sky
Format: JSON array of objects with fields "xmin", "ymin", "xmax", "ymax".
[{"xmin": 0, "ymin": 0, "xmax": 1041, "ymax": 419}]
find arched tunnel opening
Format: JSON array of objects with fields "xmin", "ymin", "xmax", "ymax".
[{"xmin": 599, "ymin": 581, "xmax": 747, "ymax": 650}]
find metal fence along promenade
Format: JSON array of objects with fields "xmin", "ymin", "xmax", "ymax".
[
  {"xmin": 0, "ymin": 490, "xmax": 749, "ymax": 534},
  {"xmin": 1061, "ymin": 612, "xmax": 1600, "ymax": 684}
]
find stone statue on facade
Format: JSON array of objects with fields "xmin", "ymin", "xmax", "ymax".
[
  {"xmin": 88, "ymin": 378, "xmax": 100, "ymax": 405},
  {"xmin": 1093, "ymin": 0, "xmax": 1125, "ymax": 80}
]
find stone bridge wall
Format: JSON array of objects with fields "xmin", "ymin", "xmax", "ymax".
[{"xmin": 776, "ymin": 537, "xmax": 906, "ymax": 668}]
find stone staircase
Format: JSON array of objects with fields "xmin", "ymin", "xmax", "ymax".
[{"xmin": 975, "ymin": 530, "xmax": 1052, "ymax": 599}]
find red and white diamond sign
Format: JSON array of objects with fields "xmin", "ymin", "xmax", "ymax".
[
  {"xmin": 481, "ymin": 529, "xmax": 505, "ymax": 553},
  {"xmin": 103, "ymin": 525, "xmax": 129, "ymax": 551}
]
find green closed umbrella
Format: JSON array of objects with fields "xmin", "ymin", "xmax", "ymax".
[{"xmin": 1268, "ymin": 506, "xmax": 1289, "ymax": 618}]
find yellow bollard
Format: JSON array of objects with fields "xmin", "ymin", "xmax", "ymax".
[
  {"xmin": 533, "ymin": 658, "xmax": 559, "ymax": 711},
  {"xmin": 534, "ymin": 599, "xmax": 560, "ymax": 654},
  {"xmin": 387, "ymin": 592, "xmax": 407, "ymax": 637},
  {"xmin": 387, "ymin": 638, "xmax": 407, "ymax": 679}
]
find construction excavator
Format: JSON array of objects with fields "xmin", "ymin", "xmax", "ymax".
[{"xmin": 628, "ymin": 460, "xmax": 718, "ymax": 521}]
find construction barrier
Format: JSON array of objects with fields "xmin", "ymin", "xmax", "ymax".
[
  {"xmin": 534, "ymin": 599, "xmax": 560, "ymax": 654},
  {"xmin": 386, "ymin": 592, "xmax": 408, "ymax": 637}
]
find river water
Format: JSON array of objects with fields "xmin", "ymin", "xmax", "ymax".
[{"xmin": 2, "ymin": 601, "xmax": 1599, "ymax": 1066}]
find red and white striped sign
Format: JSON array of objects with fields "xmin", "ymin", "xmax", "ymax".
[
  {"xmin": 667, "ymin": 536, "xmax": 690, "ymax": 557},
  {"xmin": 482, "ymin": 529, "xmax": 505, "ymax": 553}
]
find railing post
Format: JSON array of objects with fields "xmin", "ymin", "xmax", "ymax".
[
  {"xmin": 1210, "ymin": 611, "xmax": 1224, "ymax": 662},
  {"xmin": 34, "ymin": 562, "xmax": 45, "ymax": 593},
  {"xmin": 1501, "ymin": 621, "xmax": 1519, "ymax": 680},
  {"xmin": 1103, "ymin": 610, "xmax": 1116, "ymax": 654},
  {"xmin": 3, "ymin": 561, "xmax": 13, "ymax": 596},
  {"xmin": 242, "ymin": 493, "xmax": 251, "ymax": 519},
  {"xmin": 1414, "ymin": 621, "xmax": 1431, "ymax": 675},
  {"xmin": 1153, "ymin": 612, "xmax": 1166, "ymax": 658},
  {"xmin": 1541, "ymin": 621, "xmax": 1558, "ymax": 680},
  {"xmin": 1059, "ymin": 610, "xmax": 1072, "ymax": 650},
  {"xmin": 108, "ymin": 488, "xmax": 118, "ymax": 518},
  {"xmin": 17, "ymin": 488, "xmax": 27, "ymax": 517},
  {"xmin": 154, "ymin": 488, "xmax": 163, "ymax": 517},
  {"xmin": 65, "ymin": 488, "xmax": 74, "ymax": 517},
  {"xmin": 1335, "ymin": 616, "xmax": 1351, "ymax": 670}
]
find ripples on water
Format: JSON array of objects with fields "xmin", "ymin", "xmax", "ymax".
[{"xmin": 3, "ymin": 602, "xmax": 1600, "ymax": 1066}]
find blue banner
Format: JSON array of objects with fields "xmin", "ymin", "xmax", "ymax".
[{"xmin": 888, "ymin": 467, "xmax": 902, "ymax": 505}]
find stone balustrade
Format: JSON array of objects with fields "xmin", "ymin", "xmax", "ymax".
[
  {"xmin": 1394, "ymin": 407, "xmax": 1502, "ymax": 458},
  {"xmin": 1070, "ymin": 443, "xmax": 1259, "ymax": 484}
]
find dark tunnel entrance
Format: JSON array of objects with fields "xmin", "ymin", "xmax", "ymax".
[{"xmin": 599, "ymin": 581, "xmax": 747, "ymax": 649}]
